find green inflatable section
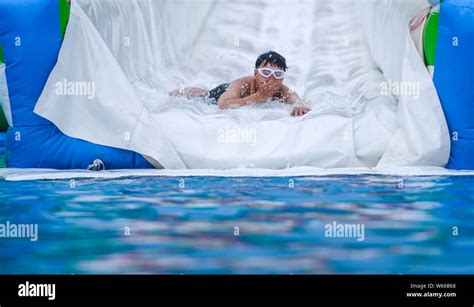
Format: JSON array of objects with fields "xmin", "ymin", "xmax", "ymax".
[
  {"xmin": 0, "ymin": 105, "xmax": 6, "ymax": 132},
  {"xmin": 0, "ymin": 104, "xmax": 6, "ymax": 132},
  {"xmin": 60, "ymin": 0, "xmax": 70, "ymax": 38},
  {"xmin": 423, "ymin": 11, "xmax": 439, "ymax": 67},
  {"xmin": 0, "ymin": 44, "xmax": 4, "ymax": 65}
]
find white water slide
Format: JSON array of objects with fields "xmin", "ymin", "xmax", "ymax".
[{"xmin": 35, "ymin": 0, "xmax": 450, "ymax": 170}]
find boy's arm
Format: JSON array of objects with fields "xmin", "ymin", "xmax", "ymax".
[
  {"xmin": 281, "ymin": 85, "xmax": 311, "ymax": 117},
  {"xmin": 280, "ymin": 85, "xmax": 303, "ymax": 105}
]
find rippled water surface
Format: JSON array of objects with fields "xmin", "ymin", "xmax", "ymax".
[{"xmin": 1, "ymin": 173, "xmax": 473, "ymax": 274}]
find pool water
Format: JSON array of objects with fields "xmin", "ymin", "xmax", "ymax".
[{"xmin": 0, "ymin": 170, "xmax": 473, "ymax": 274}]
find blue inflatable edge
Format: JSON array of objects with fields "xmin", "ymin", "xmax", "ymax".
[
  {"xmin": 0, "ymin": 0, "xmax": 153, "ymax": 169},
  {"xmin": 434, "ymin": 0, "xmax": 474, "ymax": 170}
]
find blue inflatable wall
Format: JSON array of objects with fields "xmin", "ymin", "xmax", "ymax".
[
  {"xmin": 0, "ymin": 0, "xmax": 153, "ymax": 169},
  {"xmin": 434, "ymin": 0, "xmax": 474, "ymax": 170}
]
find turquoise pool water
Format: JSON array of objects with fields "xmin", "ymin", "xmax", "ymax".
[{"xmin": 0, "ymin": 166, "xmax": 473, "ymax": 274}]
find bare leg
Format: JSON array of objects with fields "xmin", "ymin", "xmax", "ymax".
[{"xmin": 169, "ymin": 87, "xmax": 209, "ymax": 99}]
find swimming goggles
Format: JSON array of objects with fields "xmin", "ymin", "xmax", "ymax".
[{"xmin": 257, "ymin": 68, "xmax": 285, "ymax": 79}]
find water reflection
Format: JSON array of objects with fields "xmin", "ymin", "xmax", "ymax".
[{"xmin": 0, "ymin": 175, "xmax": 473, "ymax": 273}]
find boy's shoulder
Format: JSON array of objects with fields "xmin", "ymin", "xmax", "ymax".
[
  {"xmin": 231, "ymin": 76, "xmax": 255, "ymax": 86},
  {"xmin": 230, "ymin": 76, "xmax": 255, "ymax": 93}
]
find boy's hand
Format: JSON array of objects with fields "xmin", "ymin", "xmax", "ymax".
[
  {"xmin": 258, "ymin": 79, "xmax": 282, "ymax": 99},
  {"xmin": 291, "ymin": 106, "xmax": 311, "ymax": 117}
]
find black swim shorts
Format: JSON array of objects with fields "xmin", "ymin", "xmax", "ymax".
[{"xmin": 202, "ymin": 83, "xmax": 230, "ymax": 104}]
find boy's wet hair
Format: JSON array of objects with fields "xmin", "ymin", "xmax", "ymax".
[{"xmin": 255, "ymin": 51, "xmax": 288, "ymax": 71}]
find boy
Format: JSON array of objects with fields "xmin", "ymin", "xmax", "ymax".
[{"xmin": 169, "ymin": 51, "xmax": 311, "ymax": 117}]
